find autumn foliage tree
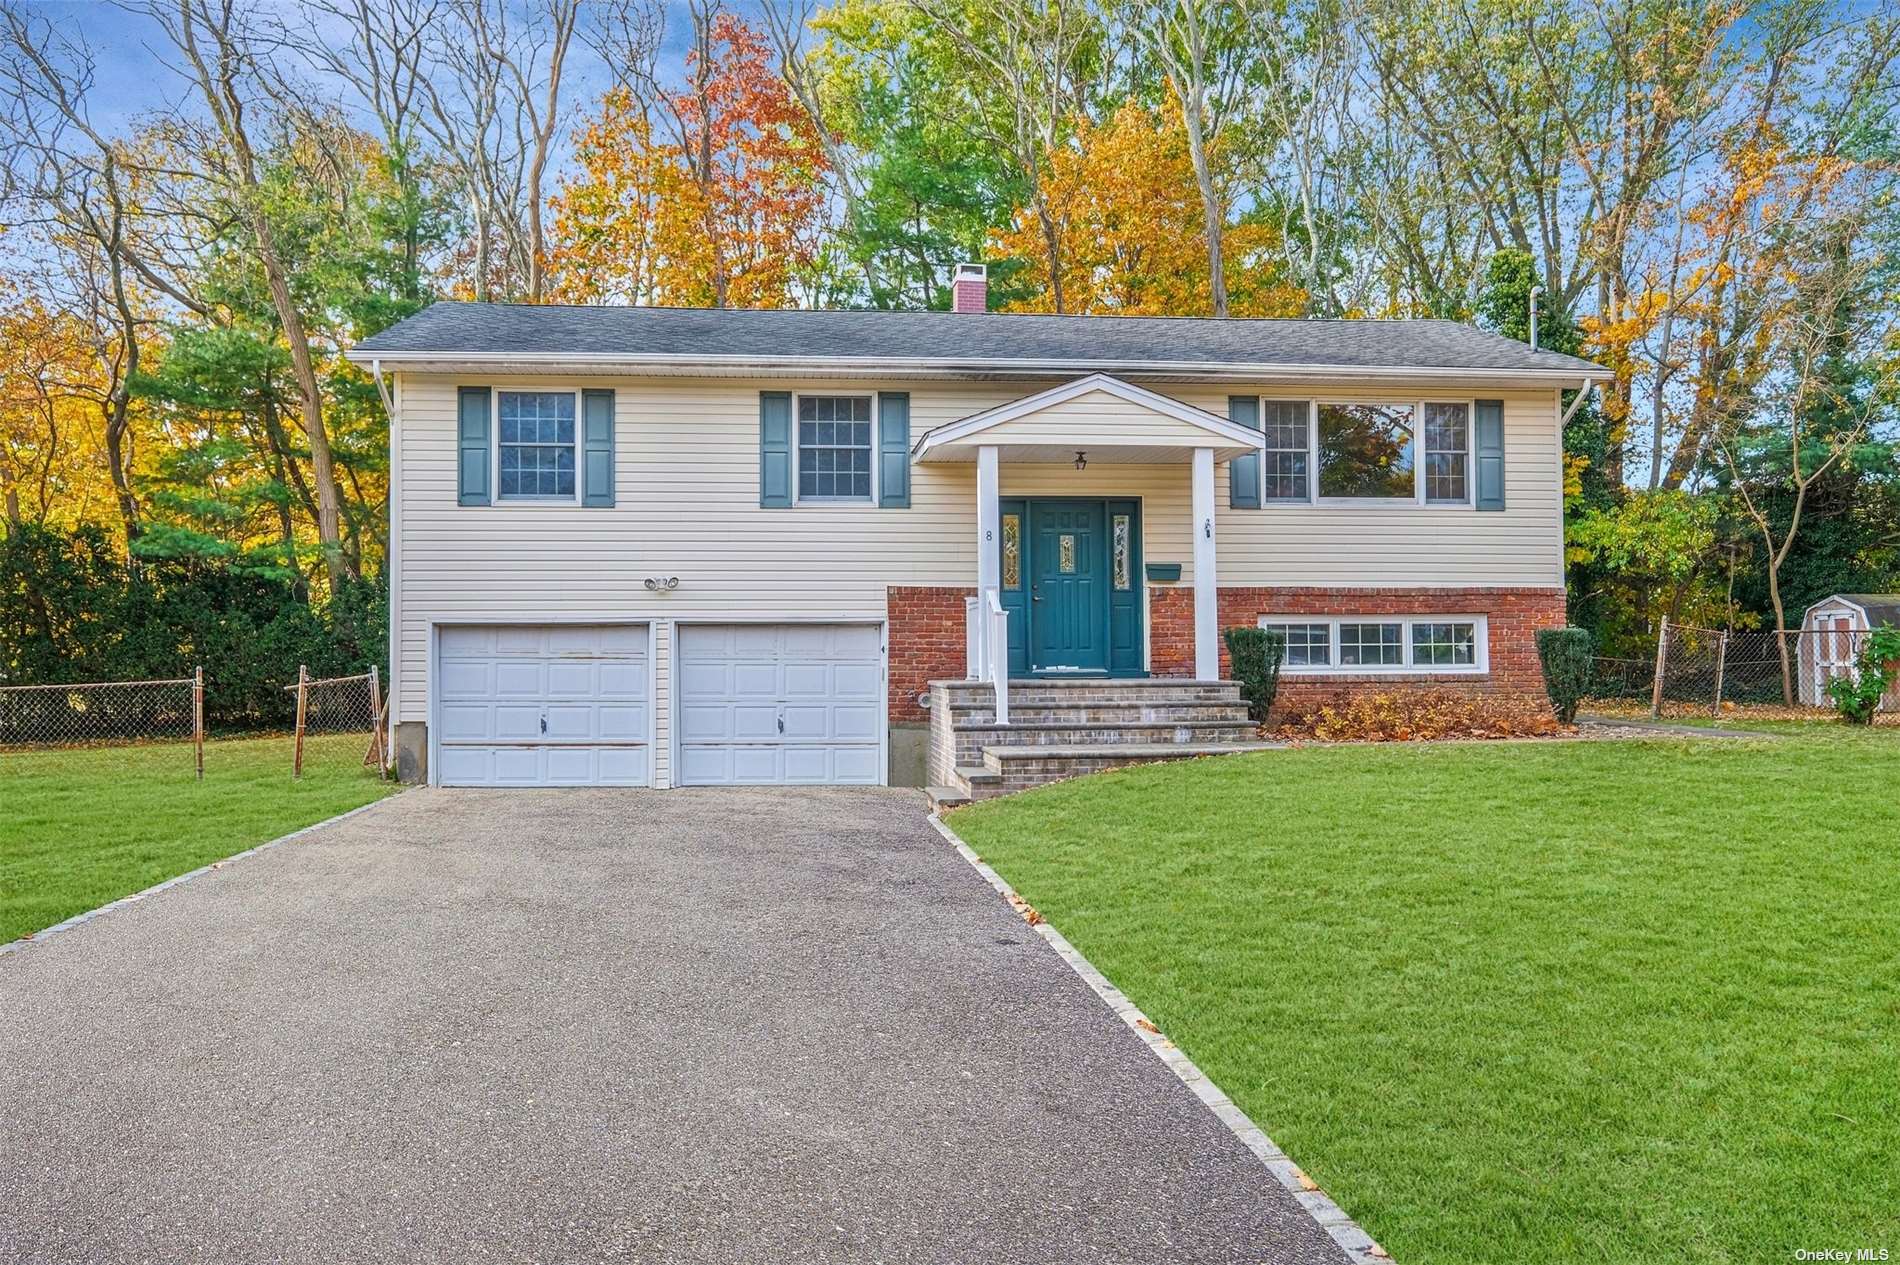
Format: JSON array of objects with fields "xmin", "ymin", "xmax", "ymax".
[
  {"xmin": 551, "ymin": 13, "xmax": 827, "ymax": 309},
  {"xmin": 994, "ymin": 102, "xmax": 1303, "ymax": 317}
]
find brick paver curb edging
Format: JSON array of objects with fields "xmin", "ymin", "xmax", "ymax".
[
  {"xmin": 0, "ymin": 794, "xmax": 402, "ymax": 960},
  {"xmin": 928, "ymin": 812, "xmax": 1393, "ymax": 1265}
]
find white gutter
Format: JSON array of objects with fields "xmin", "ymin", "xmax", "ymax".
[{"xmin": 341, "ymin": 347, "xmax": 1604, "ymax": 388}]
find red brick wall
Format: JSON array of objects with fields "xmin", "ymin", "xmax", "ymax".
[
  {"xmin": 1149, "ymin": 588, "xmax": 1198, "ymax": 677},
  {"xmin": 887, "ymin": 585, "xmax": 974, "ymax": 722},
  {"xmin": 1149, "ymin": 585, "xmax": 1567, "ymax": 713},
  {"xmin": 893, "ymin": 583, "xmax": 1567, "ymax": 721}
]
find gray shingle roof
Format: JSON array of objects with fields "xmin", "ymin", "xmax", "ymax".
[
  {"xmin": 1835, "ymin": 595, "xmax": 1900, "ymax": 627},
  {"xmin": 351, "ymin": 302, "xmax": 1606, "ymax": 376}
]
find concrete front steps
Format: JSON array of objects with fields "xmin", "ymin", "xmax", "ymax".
[{"xmin": 926, "ymin": 677, "xmax": 1278, "ymax": 808}]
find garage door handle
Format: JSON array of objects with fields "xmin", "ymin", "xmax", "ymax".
[
  {"xmin": 777, "ymin": 713, "xmax": 785, "ymax": 734},
  {"xmin": 540, "ymin": 715, "xmax": 548, "ymax": 734}
]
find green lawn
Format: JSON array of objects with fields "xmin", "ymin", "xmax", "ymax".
[
  {"xmin": 1, "ymin": 734, "xmax": 397, "ymax": 944},
  {"xmin": 949, "ymin": 727, "xmax": 1899, "ymax": 1265}
]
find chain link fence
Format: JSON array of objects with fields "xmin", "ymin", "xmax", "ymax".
[
  {"xmin": 1, "ymin": 666, "xmax": 387, "ymax": 778},
  {"xmin": 0, "ymin": 675, "xmax": 201, "ymax": 752},
  {"xmin": 286, "ymin": 668, "xmax": 387, "ymax": 778},
  {"xmin": 1586, "ymin": 620, "xmax": 1897, "ymax": 718}
]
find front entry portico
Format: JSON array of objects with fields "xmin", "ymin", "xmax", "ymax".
[{"xmin": 912, "ymin": 373, "xmax": 1264, "ymax": 722}]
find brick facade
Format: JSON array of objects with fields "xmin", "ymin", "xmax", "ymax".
[
  {"xmin": 1149, "ymin": 584, "xmax": 1566, "ymax": 716},
  {"xmin": 891, "ymin": 583, "xmax": 1566, "ymax": 722},
  {"xmin": 888, "ymin": 585, "xmax": 975, "ymax": 723}
]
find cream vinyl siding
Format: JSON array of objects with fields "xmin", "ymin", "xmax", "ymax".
[{"xmin": 394, "ymin": 374, "xmax": 1565, "ymax": 765}]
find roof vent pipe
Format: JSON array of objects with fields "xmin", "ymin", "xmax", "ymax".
[
  {"xmin": 952, "ymin": 262, "xmax": 988, "ymax": 315},
  {"xmin": 1528, "ymin": 286, "xmax": 1544, "ymax": 350}
]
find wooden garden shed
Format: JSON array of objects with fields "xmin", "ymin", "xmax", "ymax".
[{"xmin": 1797, "ymin": 594, "xmax": 1900, "ymax": 708}]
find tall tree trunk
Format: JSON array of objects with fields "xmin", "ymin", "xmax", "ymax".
[
  {"xmin": 167, "ymin": 0, "xmax": 350, "ymax": 586},
  {"xmin": 254, "ymin": 224, "xmax": 348, "ymax": 586},
  {"xmin": 1034, "ymin": 194, "xmax": 1065, "ymax": 314},
  {"xmin": 1181, "ymin": 102, "xmax": 1227, "ymax": 316}
]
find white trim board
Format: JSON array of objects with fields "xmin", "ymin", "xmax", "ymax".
[{"xmin": 346, "ymin": 347, "xmax": 1604, "ymax": 390}]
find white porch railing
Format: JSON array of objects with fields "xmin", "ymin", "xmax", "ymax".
[{"xmin": 964, "ymin": 589, "xmax": 1010, "ymax": 725}]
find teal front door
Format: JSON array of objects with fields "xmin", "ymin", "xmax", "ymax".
[{"xmin": 1028, "ymin": 501, "xmax": 1109, "ymax": 673}]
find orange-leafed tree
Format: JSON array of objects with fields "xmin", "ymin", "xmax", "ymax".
[
  {"xmin": 551, "ymin": 12, "xmax": 828, "ymax": 309},
  {"xmin": 993, "ymin": 102, "xmax": 1302, "ymax": 317},
  {"xmin": 658, "ymin": 11, "xmax": 827, "ymax": 308},
  {"xmin": 548, "ymin": 88, "xmax": 675, "ymax": 305}
]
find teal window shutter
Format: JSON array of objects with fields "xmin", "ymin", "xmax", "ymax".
[
  {"xmin": 878, "ymin": 391, "xmax": 911, "ymax": 508},
  {"xmin": 1228, "ymin": 395, "xmax": 1261, "ymax": 509},
  {"xmin": 582, "ymin": 389, "xmax": 615, "ymax": 507},
  {"xmin": 457, "ymin": 387, "xmax": 490, "ymax": 506},
  {"xmin": 760, "ymin": 391, "xmax": 792, "ymax": 507},
  {"xmin": 1475, "ymin": 399, "xmax": 1505, "ymax": 511}
]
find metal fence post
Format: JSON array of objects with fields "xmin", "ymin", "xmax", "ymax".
[
  {"xmin": 1649, "ymin": 616, "xmax": 1670, "ymax": 718},
  {"xmin": 193, "ymin": 666, "xmax": 205, "ymax": 780},
  {"xmin": 293, "ymin": 664, "xmax": 308, "ymax": 780},
  {"xmin": 1712, "ymin": 631, "xmax": 1729, "ymax": 717}
]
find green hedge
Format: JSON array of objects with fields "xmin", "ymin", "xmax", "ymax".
[{"xmin": 0, "ymin": 523, "xmax": 385, "ymax": 732}]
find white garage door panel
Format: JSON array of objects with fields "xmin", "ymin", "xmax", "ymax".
[
  {"xmin": 436, "ymin": 624, "xmax": 650, "ymax": 787},
  {"xmin": 678, "ymin": 623, "xmax": 883, "ymax": 786}
]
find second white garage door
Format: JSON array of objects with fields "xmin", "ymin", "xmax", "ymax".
[{"xmin": 677, "ymin": 623, "xmax": 883, "ymax": 785}]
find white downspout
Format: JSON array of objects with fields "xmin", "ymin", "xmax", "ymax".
[{"xmin": 373, "ymin": 359, "xmax": 401, "ymax": 775}]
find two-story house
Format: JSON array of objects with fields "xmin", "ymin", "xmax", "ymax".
[{"xmin": 347, "ymin": 264, "xmax": 1604, "ymax": 796}]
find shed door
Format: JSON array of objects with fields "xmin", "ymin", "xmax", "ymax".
[
  {"xmin": 1816, "ymin": 613, "xmax": 1860, "ymax": 700},
  {"xmin": 677, "ymin": 623, "xmax": 883, "ymax": 785},
  {"xmin": 436, "ymin": 624, "xmax": 650, "ymax": 786}
]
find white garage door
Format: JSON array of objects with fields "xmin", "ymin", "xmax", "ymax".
[
  {"xmin": 677, "ymin": 623, "xmax": 883, "ymax": 785},
  {"xmin": 436, "ymin": 624, "xmax": 650, "ymax": 786}
]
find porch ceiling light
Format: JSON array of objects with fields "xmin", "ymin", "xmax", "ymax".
[{"xmin": 1074, "ymin": 450, "xmax": 1087, "ymax": 471}]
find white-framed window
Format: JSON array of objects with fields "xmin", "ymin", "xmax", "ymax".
[
  {"xmin": 1261, "ymin": 399, "xmax": 1311, "ymax": 502},
  {"xmin": 1422, "ymin": 402, "xmax": 1470, "ymax": 504},
  {"xmin": 1260, "ymin": 614, "xmax": 1488, "ymax": 674},
  {"xmin": 795, "ymin": 393, "xmax": 876, "ymax": 503},
  {"xmin": 496, "ymin": 388, "xmax": 579, "ymax": 503},
  {"xmin": 1249, "ymin": 399, "xmax": 1476, "ymax": 507}
]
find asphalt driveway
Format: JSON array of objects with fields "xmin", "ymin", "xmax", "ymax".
[{"xmin": 0, "ymin": 787, "xmax": 1351, "ymax": 1264}]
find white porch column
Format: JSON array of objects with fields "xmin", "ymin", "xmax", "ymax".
[
  {"xmin": 976, "ymin": 444, "xmax": 1000, "ymax": 668},
  {"xmin": 1192, "ymin": 446, "xmax": 1218, "ymax": 679},
  {"xmin": 976, "ymin": 445, "xmax": 1000, "ymax": 594}
]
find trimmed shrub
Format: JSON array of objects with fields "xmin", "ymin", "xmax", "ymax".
[
  {"xmin": 1276, "ymin": 688, "xmax": 1563, "ymax": 742},
  {"xmin": 1826, "ymin": 626, "xmax": 1900, "ymax": 725},
  {"xmin": 1222, "ymin": 626, "xmax": 1285, "ymax": 723},
  {"xmin": 1536, "ymin": 626, "xmax": 1595, "ymax": 724}
]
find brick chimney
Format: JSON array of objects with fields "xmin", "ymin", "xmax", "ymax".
[{"xmin": 951, "ymin": 262, "xmax": 988, "ymax": 314}]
